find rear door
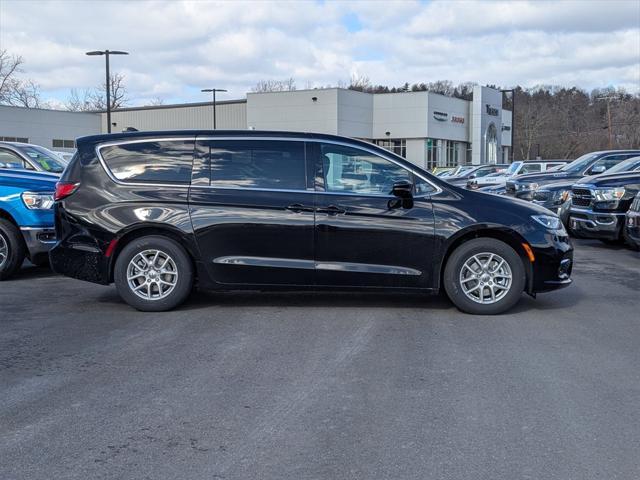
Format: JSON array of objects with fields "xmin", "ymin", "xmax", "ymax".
[
  {"xmin": 312, "ymin": 141, "xmax": 436, "ymax": 289},
  {"xmin": 188, "ymin": 138, "xmax": 316, "ymax": 286}
]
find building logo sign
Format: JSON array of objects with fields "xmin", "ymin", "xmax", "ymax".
[
  {"xmin": 433, "ymin": 111, "xmax": 449, "ymax": 122},
  {"xmin": 485, "ymin": 104, "xmax": 499, "ymax": 116},
  {"xmin": 451, "ymin": 115, "xmax": 465, "ymax": 124}
]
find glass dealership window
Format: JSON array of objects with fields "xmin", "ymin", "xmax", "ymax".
[
  {"xmin": 1, "ymin": 136, "xmax": 29, "ymax": 143},
  {"xmin": 426, "ymin": 138, "xmax": 438, "ymax": 170},
  {"xmin": 374, "ymin": 139, "xmax": 406, "ymax": 158},
  {"xmin": 320, "ymin": 143, "xmax": 411, "ymax": 195}
]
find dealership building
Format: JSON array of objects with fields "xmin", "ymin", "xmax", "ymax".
[{"xmin": 0, "ymin": 85, "xmax": 512, "ymax": 169}]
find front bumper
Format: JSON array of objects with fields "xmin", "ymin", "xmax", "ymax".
[
  {"xmin": 529, "ymin": 233, "xmax": 573, "ymax": 293},
  {"xmin": 625, "ymin": 211, "xmax": 640, "ymax": 247},
  {"xmin": 569, "ymin": 208, "xmax": 625, "ymax": 240},
  {"xmin": 20, "ymin": 227, "xmax": 56, "ymax": 262}
]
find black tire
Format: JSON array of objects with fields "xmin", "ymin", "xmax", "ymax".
[
  {"xmin": 443, "ymin": 238, "xmax": 526, "ymax": 315},
  {"xmin": 114, "ymin": 235, "xmax": 194, "ymax": 312},
  {"xmin": 0, "ymin": 218, "xmax": 26, "ymax": 281}
]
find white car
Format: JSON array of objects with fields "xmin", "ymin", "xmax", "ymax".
[{"xmin": 469, "ymin": 160, "xmax": 568, "ymax": 189}]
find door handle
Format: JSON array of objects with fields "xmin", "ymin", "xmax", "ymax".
[
  {"xmin": 316, "ymin": 205, "xmax": 346, "ymax": 215},
  {"xmin": 286, "ymin": 203, "xmax": 314, "ymax": 213}
]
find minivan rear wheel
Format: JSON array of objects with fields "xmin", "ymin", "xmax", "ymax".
[
  {"xmin": 444, "ymin": 238, "xmax": 526, "ymax": 315},
  {"xmin": 114, "ymin": 235, "xmax": 193, "ymax": 311}
]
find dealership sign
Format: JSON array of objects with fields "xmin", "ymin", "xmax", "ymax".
[
  {"xmin": 433, "ymin": 111, "xmax": 448, "ymax": 122},
  {"xmin": 433, "ymin": 111, "xmax": 465, "ymax": 125},
  {"xmin": 485, "ymin": 104, "xmax": 499, "ymax": 116}
]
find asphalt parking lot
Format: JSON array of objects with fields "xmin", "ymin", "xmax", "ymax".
[{"xmin": 1, "ymin": 238, "xmax": 639, "ymax": 480}]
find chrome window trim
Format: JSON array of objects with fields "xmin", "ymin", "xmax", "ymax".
[{"xmin": 94, "ymin": 135, "xmax": 442, "ymax": 195}]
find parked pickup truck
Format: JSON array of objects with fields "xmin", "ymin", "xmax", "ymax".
[
  {"xmin": 569, "ymin": 171, "xmax": 640, "ymax": 245},
  {"xmin": 625, "ymin": 193, "xmax": 640, "ymax": 250},
  {"xmin": 506, "ymin": 150, "xmax": 640, "ymax": 201},
  {"xmin": 0, "ymin": 170, "xmax": 58, "ymax": 279}
]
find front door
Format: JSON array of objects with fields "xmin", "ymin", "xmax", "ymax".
[
  {"xmin": 189, "ymin": 138, "xmax": 316, "ymax": 286},
  {"xmin": 312, "ymin": 141, "xmax": 436, "ymax": 289}
]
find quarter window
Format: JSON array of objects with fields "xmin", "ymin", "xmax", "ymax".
[
  {"xmin": 204, "ymin": 140, "xmax": 306, "ymax": 190},
  {"xmin": 100, "ymin": 140, "xmax": 194, "ymax": 184},
  {"xmin": 320, "ymin": 143, "xmax": 411, "ymax": 195}
]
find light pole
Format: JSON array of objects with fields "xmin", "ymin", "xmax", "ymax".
[
  {"xmin": 201, "ymin": 88, "xmax": 227, "ymax": 129},
  {"xmin": 86, "ymin": 50, "xmax": 129, "ymax": 133}
]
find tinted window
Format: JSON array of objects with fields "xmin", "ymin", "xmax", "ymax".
[
  {"xmin": 204, "ymin": 140, "xmax": 306, "ymax": 190},
  {"xmin": 101, "ymin": 140, "xmax": 194, "ymax": 184},
  {"xmin": 320, "ymin": 143, "xmax": 411, "ymax": 195},
  {"xmin": 0, "ymin": 149, "xmax": 28, "ymax": 170},
  {"xmin": 474, "ymin": 166, "xmax": 503, "ymax": 178}
]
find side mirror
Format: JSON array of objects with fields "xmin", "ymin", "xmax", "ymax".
[
  {"xmin": 589, "ymin": 165, "xmax": 606, "ymax": 175},
  {"xmin": 391, "ymin": 180, "xmax": 413, "ymax": 198}
]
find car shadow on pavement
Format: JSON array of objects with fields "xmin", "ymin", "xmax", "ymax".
[{"xmin": 10, "ymin": 264, "xmax": 58, "ymax": 282}]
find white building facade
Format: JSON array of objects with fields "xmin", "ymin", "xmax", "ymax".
[{"xmin": 0, "ymin": 85, "xmax": 512, "ymax": 167}]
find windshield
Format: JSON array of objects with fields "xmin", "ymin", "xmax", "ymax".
[
  {"xmin": 505, "ymin": 162, "xmax": 523, "ymax": 175},
  {"xmin": 602, "ymin": 156, "xmax": 640, "ymax": 174},
  {"xmin": 14, "ymin": 144, "xmax": 66, "ymax": 173},
  {"xmin": 559, "ymin": 153, "xmax": 599, "ymax": 174}
]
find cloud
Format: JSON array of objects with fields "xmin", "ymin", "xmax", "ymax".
[{"xmin": 0, "ymin": 0, "xmax": 638, "ymax": 107}]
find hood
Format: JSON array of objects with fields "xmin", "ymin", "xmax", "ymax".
[
  {"xmin": 452, "ymin": 183, "xmax": 552, "ymax": 217},
  {"xmin": 575, "ymin": 172, "xmax": 640, "ymax": 188},
  {"xmin": 0, "ymin": 169, "xmax": 59, "ymax": 191},
  {"xmin": 536, "ymin": 179, "xmax": 575, "ymax": 192}
]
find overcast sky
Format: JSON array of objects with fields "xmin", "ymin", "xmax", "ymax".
[{"xmin": 0, "ymin": 0, "xmax": 639, "ymax": 107}]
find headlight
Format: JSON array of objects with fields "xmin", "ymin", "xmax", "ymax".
[
  {"xmin": 532, "ymin": 214, "xmax": 564, "ymax": 231},
  {"xmin": 21, "ymin": 192, "xmax": 55, "ymax": 210},
  {"xmin": 593, "ymin": 187, "xmax": 625, "ymax": 202},
  {"xmin": 517, "ymin": 182, "xmax": 538, "ymax": 191}
]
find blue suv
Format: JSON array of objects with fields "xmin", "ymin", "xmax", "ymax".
[{"xmin": 0, "ymin": 169, "xmax": 58, "ymax": 279}]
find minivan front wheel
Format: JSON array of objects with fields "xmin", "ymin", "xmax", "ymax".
[
  {"xmin": 114, "ymin": 236, "xmax": 193, "ymax": 311},
  {"xmin": 444, "ymin": 238, "xmax": 526, "ymax": 315}
]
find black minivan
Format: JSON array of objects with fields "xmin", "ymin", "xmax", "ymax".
[{"xmin": 50, "ymin": 131, "xmax": 573, "ymax": 314}]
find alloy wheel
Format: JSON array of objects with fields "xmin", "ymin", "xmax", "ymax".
[
  {"xmin": 0, "ymin": 233, "xmax": 8, "ymax": 269},
  {"xmin": 459, "ymin": 252, "xmax": 513, "ymax": 304},
  {"xmin": 126, "ymin": 249, "xmax": 179, "ymax": 301}
]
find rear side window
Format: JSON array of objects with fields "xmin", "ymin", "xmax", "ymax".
[
  {"xmin": 520, "ymin": 163, "xmax": 542, "ymax": 174},
  {"xmin": 201, "ymin": 140, "xmax": 306, "ymax": 190},
  {"xmin": 100, "ymin": 140, "xmax": 194, "ymax": 184}
]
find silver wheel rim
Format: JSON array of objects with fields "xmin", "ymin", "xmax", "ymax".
[
  {"xmin": 459, "ymin": 252, "xmax": 512, "ymax": 305},
  {"xmin": 0, "ymin": 233, "xmax": 8, "ymax": 269},
  {"xmin": 126, "ymin": 249, "xmax": 178, "ymax": 301}
]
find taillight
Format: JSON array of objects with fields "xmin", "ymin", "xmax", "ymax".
[{"xmin": 54, "ymin": 182, "xmax": 80, "ymax": 201}]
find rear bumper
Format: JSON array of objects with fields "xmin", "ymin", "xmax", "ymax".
[
  {"xmin": 569, "ymin": 208, "xmax": 624, "ymax": 240},
  {"xmin": 49, "ymin": 241, "xmax": 111, "ymax": 285},
  {"xmin": 20, "ymin": 227, "xmax": 56, "ymax": 261}
]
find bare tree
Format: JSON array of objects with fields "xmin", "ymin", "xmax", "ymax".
[
  {"xmin": 252, "ymin": 78, "xmax": 297, "ymax": 93},
  {"xmin": 347, "ymin": 73, "xmax": 371, "ymax": 92},
  {"xmin": 148, "ymin": 97, "xmax": 164, "ymax": 106},
  {"xmin": 0, "ymin": 50, "xmax": 23, "ymax": 104},
  {"xmin": 66, "ymin": 73, "xmax": 129, "ymax": 111},
  {"xmin": 0, "ymin": 50, "xmax": 46, "ymax": 108}
]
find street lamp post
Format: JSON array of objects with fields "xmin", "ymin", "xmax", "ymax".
[
  {"xmin": 201, "ymin": 88, "xmax": 227, "ymax": 129},
  {"xmin": 86, "ymin": 50, "xmax": 129, "ymax": 133}
]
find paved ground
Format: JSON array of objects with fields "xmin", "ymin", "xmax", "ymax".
[{"xmin": 1, "ymin": 239, "xmax": 639, "ymax": 480}]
